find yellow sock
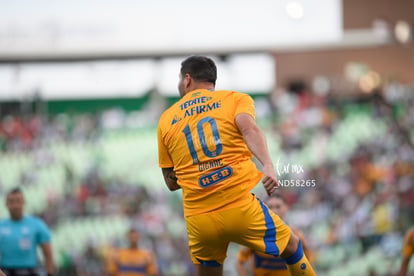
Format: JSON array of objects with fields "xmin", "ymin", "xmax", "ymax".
[{"xmin": 284, "ymin": 240, "xmax": 316, "ymax": 276}]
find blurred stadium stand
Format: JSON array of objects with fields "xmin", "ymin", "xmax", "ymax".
[{"xmin": 1, "ymin": 0, "xmax": 414, "ymax": 275}]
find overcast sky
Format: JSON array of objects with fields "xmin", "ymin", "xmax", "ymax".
[{"xmin": 0, "ymin": 0, "xmax": 342, "ymax": 53}]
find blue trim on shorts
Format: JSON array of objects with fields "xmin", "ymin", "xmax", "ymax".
[
  {"xmin": 197, "ymin": 258, "xmax": 222, "ymax": 267},
  {"xmin": 254, "ymin": 254, "xmax": 287, "ymax": 270},
  {"xmin": 257, "ymin": 198, "xmax": 279, "ymax": 256},
  {"xmin": 118, "ymin": 265, "xmax": 147, "ymax": 273},
  {"xmin": 285, "ymin": 240, "xmax": 304, "ymax": 265}
]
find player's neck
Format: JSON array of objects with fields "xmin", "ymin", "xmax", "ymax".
[
  {"xmin": 187, "ymin": 83, "xmax": 215, "ymax": 93},
  {"xmin": 129, "ymin": 244, "xmax": 139, "ymax": 249},
  {"xmin": 10, "ymin": 214, "xmax": 24, "ymax": 221}
]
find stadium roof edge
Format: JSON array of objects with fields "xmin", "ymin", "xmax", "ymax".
[{"xmin": 0, "ymin": 29, "xmax": 393, "ymax": 64}]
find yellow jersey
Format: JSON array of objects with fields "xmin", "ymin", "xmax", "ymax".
[
  {"xmin": 107, "ymin": 248, "xmax": 158, "ymax": 276},
  {"xmin": 158, "ymin": 89, "xmax": 263, "ymax": 216},
  {"xmin": 402, "ymin": 227, "xmax": 414, "ymax": 258}
]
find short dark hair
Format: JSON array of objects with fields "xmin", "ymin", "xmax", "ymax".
[
  {"xmin": 180, "ymin": 56, "xmax": 217, "ymax": 85},
  {"xmin": 7, "ymin": 187, "xmax": 23, "ymax": 197}
]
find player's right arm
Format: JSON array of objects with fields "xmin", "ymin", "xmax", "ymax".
[
  {"xmin": 0, "ymin": 269, "xmax": 5, "ymax": 276},
  {"xmin": 235, "ymin": 246, "xmax": 252, "ymax": 276},
  {"xmin": 157, "ymin": 121, "xmax": 181, "ymax": 191},
  {"xmin": 400, "ymin": 228, "xmax": 414, "ymax": 276},
  {"xmin": 235, "ymin": 113, "xmax": 277, "ymax": 196}
]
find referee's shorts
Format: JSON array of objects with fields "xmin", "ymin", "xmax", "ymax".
[{"xmin": 1, "ymin": 268, "xmax": 39, "ymax": 276}]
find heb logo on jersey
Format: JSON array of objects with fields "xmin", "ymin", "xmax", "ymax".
[{"xmin": 198, "ymin": 166, "xmax": 233, "ymax": 188}]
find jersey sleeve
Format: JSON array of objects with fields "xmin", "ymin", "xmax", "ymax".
[
  {"xmin": 157, "ymin": 122, "xmax": 174, "ymax": 168},
  {"xmin": 237, "ymin": 246, "xmax": 253, "ymax": 264},
  {"xmin": 36, "ymin": 218, "xmax": 51, "ymax": 244},
  {"xmin": 106, "ymin": 249, "xmax": 118, "ymax": 274},
  {"xmin": 146, "ymin": 251, "xmax": 159, "ymax": 275},
  {"xmin": 402, "ymin": 229, "xmax": 414, "ymax": 257},
  {"xmin": 234, "ymin": 93, "xmax": 256, "ymax": 120}
]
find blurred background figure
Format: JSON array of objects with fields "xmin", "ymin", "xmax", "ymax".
[
  {"xmin": 400, "ymin": 226, "xmax": 414, "ymax": 276},
  {"xmin": 0, "ymin": 188, "xmax": 55, "ymax": 276},
  {"xmin": 106, "ymin": 228, "xmax": 158, "ymax": 276},
  {"xmin": 235, "ymin": 194, "xmax": 312, "ymax": 276}
]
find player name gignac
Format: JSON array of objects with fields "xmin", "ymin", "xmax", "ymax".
[{"xmin": 198, "ymin": 159, "xmax": 224, "ymax": 172}]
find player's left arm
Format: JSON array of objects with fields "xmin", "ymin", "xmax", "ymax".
[
  {"xmin": 235, "ymin": 113, "xmax": 277, "ymax": 196},
  {"xmin": 158, "ymin": 122, "xmax": 179, "ymax": 191},
  {"xmin": 40, "ymin": 243, "xmax": 55, "ymax": 275},
  {"xmin": 37, "ymin": 219, "xmax": 55, "ymax": 275},
  {"xmin": 162, "ymin": 167, "xmax": 181, "ymax": 191}
]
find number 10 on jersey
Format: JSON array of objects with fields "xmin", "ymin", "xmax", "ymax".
[{"xmin": 182, "ymin": 117, "xmax": 223, "ymax": 165}]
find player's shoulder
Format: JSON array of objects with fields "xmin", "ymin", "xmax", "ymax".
[
  {"xmin": 24, "ymin": 215, "xmax": 49, "ymax": 227},
  {"xmin": 160, "ymin": 102, "xmax": 178, "ymax": 118},
  {"xmin": 214, "ymin": 90, "xmax": 254, "ymax": 108},
  {"xmin": 139, "ymin": 248, "xmax": 154, "ymax": 256},
  {"xmin": 0, "ymin": 218, "xmax": 10, "ymax": 225},
  {"xmin": 24, "ymin": 215, "xmax": 41, "ymax": 222},
  {"xmin": 405, "ymin": 226, "xmax": 414, "ymax": 236},
  {"xmin": 406, "ymin": 226, "xmax": 414, "ymax": 239},
  {"xmin": 215, "ymin": 89, "xmax": 250, "ymax": 98},
  {"xmin": 158, "ymin": 100, "xmax": 182, "ymax": 127},
  {"xmin": 116, "ymin": 248, "xmax": 128, "ymax": 254}
]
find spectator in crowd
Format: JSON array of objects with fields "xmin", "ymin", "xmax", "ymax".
[{"xmin": 106, "ymin": 228, "xmax": 158, "ymax": 276}]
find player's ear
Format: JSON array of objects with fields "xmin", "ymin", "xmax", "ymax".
[{"xmin": 184, "ymin": 73, "xmax": 192, "ymax": 88}]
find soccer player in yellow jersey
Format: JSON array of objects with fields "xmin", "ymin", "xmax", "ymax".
[
  {"xmin": 107, "ymin": 229, "xmax": 158, "ymax": 276},
  {"xmin": 157, "ymin": 56, "xmax": 316, "ymax": 276},
  {"xmin": 400, "ymin": 226, "xmax": 414, "ymax": 276},
  {"xmin": 236, "ymin": 194, "xmax": 312, "ymax": 276}
]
